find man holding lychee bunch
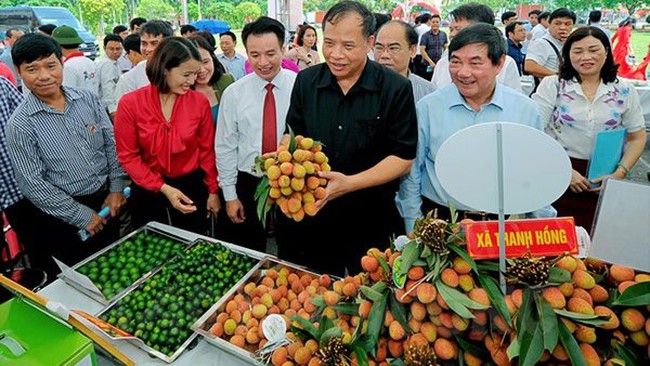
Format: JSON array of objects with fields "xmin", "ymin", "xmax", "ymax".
[
  {"xmin": 274, "ymin": 1, "xmax": 418, "ymax": 276},
  {"xmin": 215, "ymin": 17, "xmax": 296, "ymax": 252}
]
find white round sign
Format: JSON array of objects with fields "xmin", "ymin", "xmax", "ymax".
[{"xmin": 435, "ymin": 122, "xmax": 571, "ymax": 214}]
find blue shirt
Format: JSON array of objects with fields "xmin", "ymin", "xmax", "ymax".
[
  {"xmin": 217, "ymin": 53, "xmax": 247, "ymax": 81},
  {"xmin": 396, "ymin": 84, "xmax": 545, "ymax": 231},
  {"xmin": 0, "ymin": 77, "xmax": 24, "ymax": 210},
  {"xmin": 6, "ymin": 86, "xmax": 125, "ymax": 229},
  {"xmin": 507, "ymin": 39, "xmax": 525, "ymax": 76}
]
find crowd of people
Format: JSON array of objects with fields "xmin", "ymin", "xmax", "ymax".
[{"xmin": 0, "ymin": 1, "xmax": 646, "ymax": 281}]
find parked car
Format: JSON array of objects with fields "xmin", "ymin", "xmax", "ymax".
[{"xmin": 0, "ymin": 6, "xmax": 99, "ymax": 59}]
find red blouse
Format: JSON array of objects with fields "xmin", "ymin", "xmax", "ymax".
[{"xmin": 115, "ymin": 85, "xmax": 218, "ymax": 193}]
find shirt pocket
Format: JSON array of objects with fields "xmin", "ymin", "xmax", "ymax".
[
  {"xmin": 83, "ymin": 123, "xmax": 105, "ymax": 150},
  {"xmin": 354, "ymin": 117, "xmax": 380, "ymax": 152}
]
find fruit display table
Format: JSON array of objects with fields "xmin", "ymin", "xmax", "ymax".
[{"xmin": 38, "ymin": 222, "xmax": 261, "ymax": 366}]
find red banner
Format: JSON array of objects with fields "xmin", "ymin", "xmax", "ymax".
[{"xmin": 463, "ymin": 218, "xmax": 578, "ymax": 260}]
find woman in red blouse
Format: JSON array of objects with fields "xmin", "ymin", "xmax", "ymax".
[{"xmin": 115, "ymin": 37, "xmax": 219, "ymax": 234}]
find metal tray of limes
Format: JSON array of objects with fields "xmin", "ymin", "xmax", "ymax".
[
  {"xmin": 95, "ymin": 238, "xmax": 267, "ymax": 363},
  {"xmin": 192, "ymin": 257, "xmax": 328, "ymax": 365},
  {"xmin": 58, "ymin": 224, "xmax": 195, "ymax": 305}
]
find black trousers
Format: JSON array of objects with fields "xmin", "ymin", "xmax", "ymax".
[
  {"xmin": 275, "ymin": 188, "xmax": 403, "ymax": 277},
  {"xmin": 129, "ymin": 170, "xmax": 210, "ymax": 235},
  {"xmin": 212, "ymin": 171, "xmax": 267, "ymax": 253},
  {"xmin": 3, "ymin": 186, "xmax": 119, "ymax": 282}
]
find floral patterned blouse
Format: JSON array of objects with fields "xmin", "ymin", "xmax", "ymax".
[{"xmin": 533, "ymin": 75, "xmax": 644, "ymax": 159}]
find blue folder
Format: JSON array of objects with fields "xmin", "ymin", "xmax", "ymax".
[{"xmin": 587, "ymin": 129, "xmax": 627, "ymax": 185}]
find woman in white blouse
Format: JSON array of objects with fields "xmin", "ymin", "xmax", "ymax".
[{"xmin": 533, "ymin": 26, "xmax": 647, "ymax": 232}]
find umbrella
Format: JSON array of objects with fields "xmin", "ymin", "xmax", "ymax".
[{"xmin": 191, "ymin": 19, "xmax": 230, "ymax": 34}]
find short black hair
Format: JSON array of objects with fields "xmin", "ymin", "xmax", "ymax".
[
  {"xmin": 113, "ymin": 25, "xmax": 128, "ymax": 34},
  {"xmin": 197, "ymin": 31, "xmax": 216, "ymax": 49},
  {"xmin": 5, "ymin": 28, "xmax": 24, "ymax": 39},
  {"xmin": 295, "ymin": 24, "xmax": 317, "ymax": 47},
  {"xmin": 589, "ymin": 10, "xmax": 602, "ymax": 23},
  {"xmin": 505, "ymin": 21, "xmax": 524, "ymax": 37},
  {"xmin": 140, "ymin": 20, "xmax": 174, "ymax": 38},
  {"xmin": 431, "ymin": 14, "xmax": 441, "ymax": 21},
  {"xmin": 103, "ymin": 34, "xmax": 123, "ymax": 48},
  {"xmin": 38, "ymin": 24, "xmax": 56, "ymax": 35},
  {"xmin": 373, "ymin": 13, "xmax": 391, "ymax": 34},
  {"xmin": 448, "ymin": 23, "xmax": 505, "ymax": 66},
  {"xmin": 146, "ymin": 37, "xmax": 201, "ymax": 93},
  {"xmin": 450, "ymin": 3, "xmax": 495, "ymax": 25},
  {"xmin": 123, "ymin": 34, "xmax": 141, "ymax": 54},
  {"xmin": 12, "ymin": 33, "xmax": 62, "ymax": 69},
  {"xmin": 323, "ymin": 0, "xmax": 376, "ymax": 40},
  {"xmin": 538, "ymin": 12, "xmax": 551, "ymax": 22},
  {"xmin": 417, "ymin": 13, "xmax": 431, "ymax": 24},
  {"xmin": 501, "ymin": 11, "xmax": 517, "ymax": 23},
  {"xmin": 377, "ymin": 20, "xmax": 418, "ymax": 47},
  {"xmin": 528, "ymin": 10, "xmax": 541, "ymax": 17},
  {"xmin": 130, "ymin": 17, "xmax": 147, "ymax": 31},
  {"xmin": 61, "ymin": 44, "xmax": 80, "ymax": 50},
  {"xmin": 219, "ymin": 31, "xmax": 237, "ymax": 43},
  {"xmin": 189, "ymin": 35, "xmax": 225, "ymax": 85},
  {"xmin": 180, "ymin": 24, "xmax": 197, "ymax": 35},
  {"xmin": 549, "ymin": 8, "xmax": 576, "ymax": 24},
  {"xmin": 559, "ymin": 26, "xmax": 617, "ymax": 84},
  {"xmin": 242, "ymin": 16, "xmax": 285, "ymax": 48}
]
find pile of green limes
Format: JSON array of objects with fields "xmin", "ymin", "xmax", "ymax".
[
  {"xmin": 77, "ymin": 231, "xmax": 187, "ymax": 300},
  {"xmin": 99, "ymin": 241, "xmax": 257, "ymax": 358}
]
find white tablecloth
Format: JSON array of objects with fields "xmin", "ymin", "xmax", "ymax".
[{"xmin": 38, "ymin": 223, "xmax": 257, "ymax": 366}]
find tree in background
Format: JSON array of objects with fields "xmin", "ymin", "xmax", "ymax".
[
  {"xmin": 80, "ymin": 0, "xmax": 126, "ymax": 35},
  {"xmin": 136, "ymin": 0, "xmax": 177, "ymax": 21},
  {"xmin": 235, "ymin": 1, "xmax": 261, "ymax": 24}
]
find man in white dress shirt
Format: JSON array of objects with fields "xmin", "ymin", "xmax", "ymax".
[
  {"xmin": 114, "ymin": 20, "xmax": 172, "ymax": 103},
  {"xmin": 215, "ymin": 17, "xmax": 296, "ymax": 252},
  {"xmin": 530, "ymin": 11, "xmax": 550, "ymax": 41},
  {"xmin": 430, "ymin": 3, "xmax": 522, "ymax": 93},
  {"xmin": 96, "ymin": 34, "xmax": 123, "ymax": 120},
  {"xmin": 52, "ymin": 26, "xmax": 99, "ymax": 95},
  {"xmin": 525, "ymin": 9, "xmax": 575, "ymax": 81}
]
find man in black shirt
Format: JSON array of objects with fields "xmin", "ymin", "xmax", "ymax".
[{"xmin": 275, "ymin": 1, "xmax": 418, "ymax": 276}]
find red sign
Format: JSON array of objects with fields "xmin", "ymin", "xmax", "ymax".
[{"xmin": 463, "ymin": 218, "xmax": 578, "ymax": 260}]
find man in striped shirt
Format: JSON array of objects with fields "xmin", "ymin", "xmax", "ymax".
[{"xmin": 5, "ymin": 34, "xmax": 126, "ymax": 279}]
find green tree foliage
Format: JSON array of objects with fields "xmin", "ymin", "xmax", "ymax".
[
  {"xmin": 235, "ymin": 1, "xmax": 262, "ymax": 24},
  {"xmin": 80, "ymin": 0, "xmax": 125, "ymax": 34},
  {"xmin": 136, "ymin": 0, "xmax": 177, "ymax": 21},
  {"xmin": 205, "ymin": 1, "xmax": 237, "ymax": 25}
]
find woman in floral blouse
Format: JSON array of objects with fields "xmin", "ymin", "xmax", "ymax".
[{"xmin": 533, "ymin": 26, "xmax": 647, "ymax": 232}]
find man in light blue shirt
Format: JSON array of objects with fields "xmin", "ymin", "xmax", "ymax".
[
  {"xmin": 588, "ymin": 10, "xmax": 611, "ymax": 41},
  {"xmin": 217, "ymin": 31, "xmax": 247, "ymax": 80},
  {"xmin": 397, "ymin": 24, "xmax": 546, "ymax": 232}
]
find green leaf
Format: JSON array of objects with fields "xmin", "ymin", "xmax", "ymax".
[
  {"xmin": 519, "ymin": 321, "xmax": 544, "ymax": 366},
  {"xmin": 517, "ymin": 288, "xmax": 536, "ymax": 333},
  {"xmin": 389, "ymin": 293, "xmax": 411, "ymax": 335},
  {"xmin": 448, "ymin": 201, "xmax": 459, "ymax": 224},
  {"xmin": 535, "ymin": 292, "xmax": 559, "ymax": 352},
  {"xmin": 420, "ymin": 244, "xmax": 432, "ymax": 259},
  {"xmin": 290, "ymin": 315, "xmax": 318, "ymax": 340},
  {"xmin": 365, "ymin": 292, "xmax": 389, "ymax": 353},
  {"xmin": 430, "ymin": 253, "xmax": 443, "ymax": 282},
  {"xmin": 360, "ymin": 285, "xmax": 384, "ymax": 302},
  {"xmin": 317, "ymin": 315, "xmax": 334, "ymax": 339},
  {"xmin": 412, "ymin": 259, "xmax": 427, "ymax": 266},
  {"xmin": 333, "ymin": 303, "xmax": 359, "ymax": 316},
  {"xmin": 353, "ymin": 344, "xmax": 369, "ymax": 366},
  {"xmin": 447, "ymin": 243, "xmax": 479, "ymax": 275},
  {"xmin": 376, "ymin": 255, "xmax": 391, "ymax": 276},
  {"xmin": 255, "ymin": 183, "xmax": 271, "ymax": 227},
  {"xmin": 400, "ymin": 241, "xmax": 421, "ymax": 275},
  {"xmin": 454, "ymin": 335, "xmax": 489, "ymax": 359},
  {"xmin": 287, "ymin": 125, "xmax": 296, "ymax": 153},
  {"xmin": 320, "ymin": 326, "xmax": 343, "ymax": 345},
  {"xmin": 437, "ymin": 281, "xmax": 489, "ymax": 310},
  {"xmin": 350, "ymin": 315, "xmax": 364, "ymax": 345},
  {"xmin": 389, "ymin": 360, "xmax": 406, "ymax": 366},
  {"xmin": 371, "ymin": 281, "xmax": 387, "ymax": 293},
  {"xmin": 558, "ymin": 318, "xmax": 587, "ymax": 366},
  {"xmin": 310, "ymin": 296, "xmax": 324, "ymax": 307},
  {"xmin": 548, "ymin": 267, "xmax": 572, "ymax": 283},
  {"xmin": 477, "ymin": 273, "xmax": 512, "ymax": 326},
  {"xmin": 253, "ymin": 176, "xmax": 269, "ymax": 200},
  {"xmin": 615, "ymin": 343, "xmax": 642, "ymax": 366},
  {"xmin": 477, "ymin": 262, "xmax": 500, "ymax": 272},
  {"xmin": 553, "ymin": 309, "xmax": 611, "ymax": 326},
  {"xmin": 506, "ymin": 337, "xmax": 520, "ymax": 359},
  {"xmin": 434, "ymin": 280, "xmax": 475, "ymax": 319},
  {"xmin": 613, "ymin": 281, "xmax": 650, "ymax": 306}
]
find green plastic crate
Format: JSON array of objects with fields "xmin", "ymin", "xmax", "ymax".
[{"xmin": 0, "ymin": 297, "xmax": 96, "ymax": 366}]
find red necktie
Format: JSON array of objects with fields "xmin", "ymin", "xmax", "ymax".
[{"xmin": 262, "ymin": 83, "xmax": 277, "ymax": 154}]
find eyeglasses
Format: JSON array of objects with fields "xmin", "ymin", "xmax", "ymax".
[{"xmin": 373, "ymin": 44, "xmax": 404, "ymax": 55}]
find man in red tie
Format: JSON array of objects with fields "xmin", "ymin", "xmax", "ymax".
[{"xmin": 215, "ymin": 17, "xmax": 296, "ymax": 252}]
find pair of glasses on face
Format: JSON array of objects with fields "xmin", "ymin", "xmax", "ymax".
[{"xmin": 373, "ymin": 44, "xmax": 404, "ymax": 55}]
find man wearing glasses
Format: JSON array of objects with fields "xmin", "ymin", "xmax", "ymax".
[{"xmin": 374, "ymin": 20, "xmax": 435, "ymax": 102}]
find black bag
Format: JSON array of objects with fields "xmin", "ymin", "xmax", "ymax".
[{"xmin": 529, "ymin": 39, "xmax": 562, "ymax": 96}]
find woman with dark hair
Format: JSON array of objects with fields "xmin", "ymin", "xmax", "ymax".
[
  {"xmin": 533, "ymin": 26, "xmax": 647, "ymax": 232},
  {"xmin": 115, "ymin": 37, "xmax": 220, "ymax": 234},
  {"xmin": 612, "ymin": 17, "xmax": 634, "ymax": 78},
  {"xmin": 189, "ymin": 35, "xmax": 234, "ymax": 123},
  {"xmin": 286, "ymin": 24, "xmax": 320, "ymax": 69}
]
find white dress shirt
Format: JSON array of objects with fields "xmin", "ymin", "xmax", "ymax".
[
  {"xmin": 216, "ymin": 69, "xmax": 297, "ymax": 201},
  {"xmin": 530, "ymin": 23, "xmax": 548, "ymax": 41},
  {"xmin": 62, "ymin": 56, "xmax": 99, "ymax": 95},
  {"xmin": 95, "ymin": 57, "xmax": 121, "ymax": 114},
  {"xmin": 431, "ymin": 50, "xmax": 522, "ymax": 93},
  {"xmin": 117, "ymin": 50, "xmax": 133, "ymax": 73},
  {"xmin": 415, "ymin": 24, "xmax": 429, "ymax": 56},
  {"xmin": 114, "ymin": 60, "xmax": 149, "ymax": 103},
  {"xmin": 526, "ymin": 34, "xmax": 564, "ymax": 73}
]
